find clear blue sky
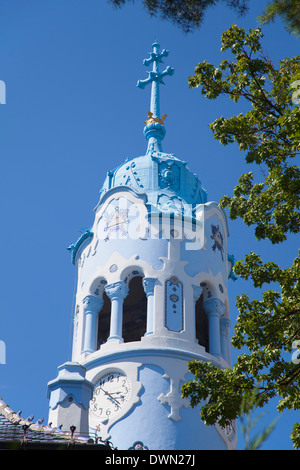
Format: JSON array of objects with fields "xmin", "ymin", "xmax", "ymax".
[{"xmin": 0, "ymin": 0, "xmax": 299, "ymax": 450}]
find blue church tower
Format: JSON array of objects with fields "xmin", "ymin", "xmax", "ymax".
[{"xmin": 47, "ymin": 43, "xmax": 237, "ymax": 450}]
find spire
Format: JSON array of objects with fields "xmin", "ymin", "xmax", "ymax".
[{"xmin": 137, "ymin": 42, "xmax": 174, "ymax": 154}]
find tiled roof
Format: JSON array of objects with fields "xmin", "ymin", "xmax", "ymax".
[{"xmin": 0, "ymin": 398, "xmax": 111, "ymax": 450}]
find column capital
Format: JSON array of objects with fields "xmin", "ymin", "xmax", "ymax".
[
  {"xmin": 192, "ymin": 285, "xmax": 201, "ymax": 303},
  {"xmin": 220, "ymin": 317, "xmax": 231, "ymax": 331},
  {"xmin": 105, "ymin": 281, "xmax": 129, "ymax": 302},
  {"xmin": 142, "ymin": 277, "xmax": 156, "ymax": 297},
  {"xmin": 82, "ymin": 295, "xmax": 104, "ymax": 313},
  {"xmin": 203, "ymin": 297, "xmax": 225, "ymax": 317}
]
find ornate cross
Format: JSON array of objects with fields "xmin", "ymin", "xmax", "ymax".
[
  {"xmin": 137, "ymin": 42, "xmax": 174, "ymax": 121},
  {"xmin": 158, "ymin": 374, "xmax": 190, "ymax": 422}
]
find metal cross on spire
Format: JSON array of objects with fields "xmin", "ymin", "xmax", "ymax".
[{"xmin": 137, "ymin": 42, "xmax": 174, "ymax": 121}]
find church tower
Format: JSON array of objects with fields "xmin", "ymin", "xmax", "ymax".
[{"xmin": 47, "ymin": 43, "xmax": 237, "ymax": 450}]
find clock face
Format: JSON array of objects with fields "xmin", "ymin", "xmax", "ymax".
[
  {"xmin": 89, "ymin": 370, "xmax": 131, "ymax": 427},
  {"xmin": 96, "ymin": 198, "xmax": 142, "ymax": 242}
]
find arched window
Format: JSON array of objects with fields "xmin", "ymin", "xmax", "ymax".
[
  {"xmin": 97, "ymin": 291, "xmax": 111, "ymax": 348},
  {"xmin": 195, "ymin": 294, "xmax": 209, "ymax": 352},
  {"xmin": 122, "ymin": 276, "xmax": 147, "ymax": 343}
]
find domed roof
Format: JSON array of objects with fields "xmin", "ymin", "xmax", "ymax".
[
  {"xmin": 68, "ymin": 42, "xmax": 208, "ymax": 265},
  {"xmin": 98, "ymin": 136, "xmax": 207, "ymax": 212},
  {"xmin": 97, "ymin": 42, "xmax": 207, "ymax": 215}
]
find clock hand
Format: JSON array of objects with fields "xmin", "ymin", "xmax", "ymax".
[
  {"xmin": 100, "ymin": 387, "xmax": 121, "ymax": 407},
  {"xmin": 107, "ymin": 221, "xmax": 127, "ymax": 228},
  {"xmin": 107, "ymin": 222, "xmax": 120, "ymax": 228}
]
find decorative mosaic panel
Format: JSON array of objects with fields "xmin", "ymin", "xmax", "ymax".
[{"xmin": 165, "ymin": 276, "xmax": 183, "ymax": 332}]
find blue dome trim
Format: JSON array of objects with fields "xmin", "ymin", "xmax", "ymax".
[
  {"xmin": 94, "ymin": 185, "xmax": 148, "ymax": 212},
  {"xmin": 227, "ymin": 254, "xmax": 237, "ymax": 281},
  {"xmin": 97, "ymin": 151, "xmax": 207, "ymax": 210},
  {"xmin": 68, "ymin": 229, "xmax": 93, "ymax": 265}
]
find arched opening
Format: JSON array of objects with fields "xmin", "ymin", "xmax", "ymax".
[
  {"xmin": 195, "ymin": 294, "xmax": 209, "ymax": 351},
  {"xmin": 122, "ymin": 276, "xmax": 147, "ymax": 343},
  {"xmin": 97, "ymin": 291, "xmax": 111, "ymax": 348}
]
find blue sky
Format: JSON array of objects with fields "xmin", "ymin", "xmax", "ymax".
[{"xmin": 0, "ymin": 0, "xmax": 299, "ymax": 450}]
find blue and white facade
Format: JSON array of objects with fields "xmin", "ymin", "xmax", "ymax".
[{"xmin": 47, "ymin": 43, "xmax": 237, "ymax": 450}]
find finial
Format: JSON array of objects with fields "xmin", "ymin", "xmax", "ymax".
[
  {"xmin": 137, "ymin": 42, "xmax": 174, "ymax": 119},
  {"xmin": 137, "ymin": 42, "xmax": 174, "ymax": 153}
]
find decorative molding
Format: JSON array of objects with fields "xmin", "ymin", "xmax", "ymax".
[
  {"xmin": 220, "ymin": 317, "xmax": 231, "ymax": 332},
  {"xmin": 142, "ymin": 277, "xmax": 156, "ymax": 297},
  {"xmin": 47, "ymin": 362, "xmax": 93, "ymax": 411},
  {"xmin": 104, "ymin": 281, "xmax": 129, "ymax": 301},
  {"xmin": 109, "ymin": 264, "xmax": 118, "ymax": 273},
  {"xmin": 157, "ymin": 361, "xmax": 190, "ymax": 422},
  {"xmin": 68, "ymin": 229, "xmax": 93, "ymax": 265},
  {"xmin": 121, "ymin": 160, "xmax": 145, "ymax": 190},
  {"xmin": 94, "ymin": 185, "xmax": 148, "ymax": 214},
  {"xmin": 158, "ymin": 161, "xmax": 180, "ymax": 191},
  {"xmin": 227, "ymin": 253, "xmax": 238, "ymax": 281},
  {"xmin": 128, "ymin": 441, "xmax": 149, "ymax": 450},
  {"xmin": 83, "ymin": 295, "xmax": 104, "ymax": 313},
  {"xmin": 202, "ymin": 297, "xmax": 225, "ymax": 317},
  {"xmin": 165, "ymin": 277, "xmax": 184, "ymax": 332}
]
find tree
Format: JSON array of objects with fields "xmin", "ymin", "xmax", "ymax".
[
  {"xmin": 239, "ymin": 385, "xmax": 279, "ymax": 449},
  {"xmin": 181, "ymin": 25, "xmax": 300, "ymax": 449},
  {"xmin": 109, "ymin": 0, "xmax": 300, "ymax": 36},
  {"xmin": 258, "ymin": 0, "xmax": 300, "ymax": 39},
  {"xmin": 109, "ymin": 0, "xmax": 248, "ymax": 32}
]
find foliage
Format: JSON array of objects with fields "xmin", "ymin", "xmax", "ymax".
[
  {"xmin": 239, "ymin": 386, "xmax": 279, "ymax": 450},
  {"xmin": 258, "ymin": 0, "xmax": 300, "ymax": 38},
  {"xmin": 109, "ymin": 0, "xmax": 248, "ymax": 32},
  {"xmin": 181, "ymin": 25, "xmax": 300, "ymax": 448},
  {"xmin": 109, "ymin": 0, "xmax": 300, "ymax": 36}
]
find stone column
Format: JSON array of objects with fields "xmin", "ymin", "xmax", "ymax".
[
  {"xmin": 203, "ymin": 298, "xmax": 225, "ymax": 359},
  {"xmin": 220, "ymin": 317, "xmax": 231, "ymax": 364},
  {"xmin": 105, "ymin": 281, "xmax": 129, "ymax": 342},
  {"xmin": 82, "ymin": 295, "xmax": 104, "ymax": 354},
  {"xmin": 192, "ymin": 285, "xmax": 201, "ymax": 342},
  {"xmin": 142, "ymin": 277, "xmax": 156, "ymax": 336}
]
